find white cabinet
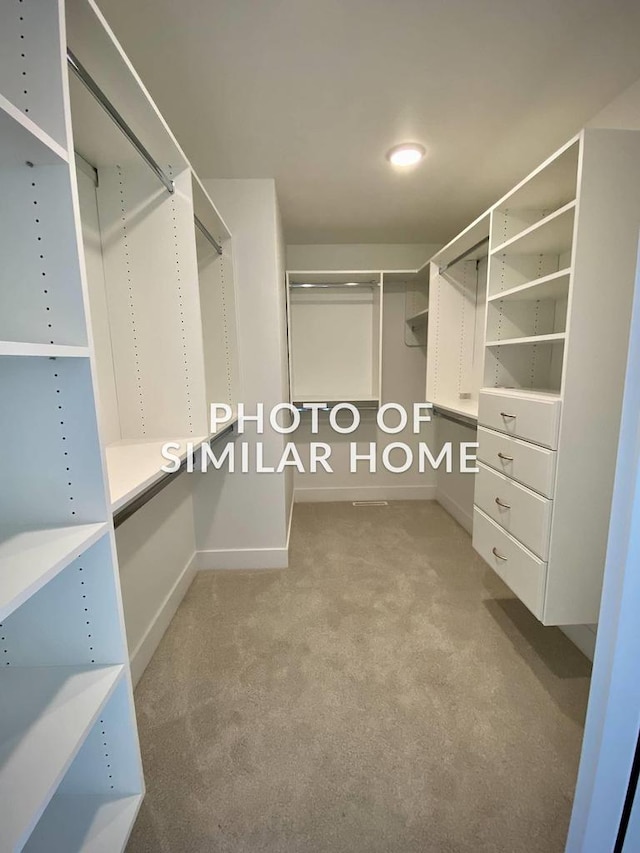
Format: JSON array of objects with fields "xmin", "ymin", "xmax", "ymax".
[
  {"xmin": 473, "ymin": 129, "xmax": 640, "ymax": 625},
  {"xmin": 0, "ymin": 1, "xmax": 144, "ymax": 848}
]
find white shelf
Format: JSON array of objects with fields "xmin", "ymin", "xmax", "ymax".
[
  {"xmin": 488, "ymin": 268, "xmax": 571, "ymax": 303},
  {"xmin": 406, "ymin": 308, "xmax": 429, "ymax": 324},
  {"xmin": 24, "ymin": 793, "xmax": 142, "ymax": 853},
  {"xmin": 491, "ymin": 201, "xmax": 576, "ymax": 256},
  {"xmin": 0, "ymin": 92, "xmax": 68, "ymax": 169},
  {"xmin": 430, "ymin": 398, "xmax": 479, "ymax": 421},
  {"xmin": 0, "ymin": 523, "xmax": 108, "ymax": 622},
  {"xmin": 0, "ymin": 665, "xmax": 123, "ymax": 852},
  {"xmin": 486, "ymin": 333, "xmax": 566, "ymax": 347},
  {"xmin": 0, "ymin": 341, "xmax": 90, "ymax": 358},
  {"xmin": 106, "ymin": 436, "xmax": 207, "ymax": 512}
]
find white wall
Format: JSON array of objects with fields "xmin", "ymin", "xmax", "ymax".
[
  {"xmin": 287, "ymin": 243, "xmax": 440, "ymax": 272},
  {"xmin": 194, "ymin": 179, "xmax": 292, "ymax": 568}
]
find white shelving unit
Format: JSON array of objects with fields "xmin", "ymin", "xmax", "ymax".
[
  {"xmin": 426, "ymin": 211, "xmax": 490, "ymax": 420},
  {"xmin": 66, "ymin": 0, "xmax": 241, "ymax": 518},
  {"xmin": 473, "ymin": 129, "xmax": 640, "ymax": 625},
  {"xmin": 0, "ymin": 0, "xmax": 144, "ymax": 848},
  {"xmin": 287, "ymin": 271, "xmax": 383, "ymax": 406}
]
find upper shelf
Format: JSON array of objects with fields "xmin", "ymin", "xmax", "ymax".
[
  {"xmin": 491, "ymin": 201, "xmax": 576, "ymax": 257},
  {"xmin": 429, "ymin": 210, "xmax": 491, "ymax": 271},
  {"xmin": 488, "ymin": 268, "xmax": 571, "ymax": 303},
  {"xmin": 406, "ymin": 308, "xmax": 428, "ymax": 325},
  {"xmin": 0, "ymin": 93, "xmax": 68, "ymax": 169}
]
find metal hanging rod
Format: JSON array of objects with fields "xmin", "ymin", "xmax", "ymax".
[
  {"xmin": 194, "ymin": 215, "xmax": 223, "ymax": 255},
  {"xmin": 67, "ymin": 49, "xmax": 175, "ymax": 196},
  {"xmin": 438, "ymin": 236, "xmax": 490, "ymax": 275},
  {"xmin": 433, "ymin": 405, "xmax": 478, "ymax": 429},
  {"xmin": 289, "ymin": 281, "xmax": 378, "ymax": 289}
]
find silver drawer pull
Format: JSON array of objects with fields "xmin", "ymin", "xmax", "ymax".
[
  {"xmin": 500, "ymin": 411, "xmax": 516, "ymax": 419},
  {"xmin": 495, "ymin": 497, "xmax": 511, "ymax": 509},
  {"xmin": 492, "ymin": 547, "xmax": 508, "ymax": 561},
  {"xmin": 497, "ymin": 452, "xmax": 514, "ymax": 461}
]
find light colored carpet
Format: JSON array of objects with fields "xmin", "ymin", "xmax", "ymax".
[{"xmin": 126, "ymin": 501, "xmax": 591, "ymax": 853}]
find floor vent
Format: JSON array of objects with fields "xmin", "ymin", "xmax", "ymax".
[{"xmin": 352, "ymin": 500, "xmax": 389, "ymax": 507}]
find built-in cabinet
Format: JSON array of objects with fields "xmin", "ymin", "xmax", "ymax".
[
  {"xmin": 428, "ymin": 129, "xmax": 640, "ymax": 627},
  {"xmin": 1, "ymin": 0, "xmax": 244, "ymax": 847},
  {"xmin": 0, "ymin": 0, "xmax": 144, "ymax": 848}
]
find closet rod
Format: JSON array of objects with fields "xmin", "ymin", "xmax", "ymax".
[
  {"xmin": 438, "ymin": 236, "xmax": 489, "ymax": 274},
  {"xmin": 289, "ymin": 282, "xmax": 377, "ymax": 289},
  {"xmin": 194, "ymin": 215, "xmax": 223, "ymax": 255},
  {"xmin": 67, "ymin": 49, "xmax": 175, "ymax": 196},
  {"xmin": 433, "ymin": 406, "xmax": 477, "ymax": 429}
]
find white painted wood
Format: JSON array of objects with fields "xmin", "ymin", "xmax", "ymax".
[
  {"xmin": 477, "ymin": 427, "xmax": 556, "ymax": 498},
  {"xmin": 543, "ymin": 129, "xmax": 640, "ymax": 625},
  {"xmin": 105, "ymin": 436, "xmax": 206, "ymax": 512},
  {"xmin": 23, "ymin": 794, "xmax": 143, "ymax": 853},
  {"xmin": 434, "ymin": 416, "xmax": 477, "ymax": 534},
  {"xmin": 0, "ymin": 0, "xmax": 68, "ymax": 148},
  {"xmin": 0, "ymin": 665, "xmax": 122, "ymax": 852},
  {"xmin": 0, "ymin": 535, "xmax": 128, "ymax": 667},
  {"xmin": 0, "ymin": 356, "xmax": 108, "ymax": 526},
  {"xmin": 490, "ymin": 200, "xmax": 576, "ymax": 256},
  {"xmin": 115, "ymin": 474, "xmax": 198, "ymax": 680},
  {"xmin": 474, "ymin": 463, "xmax": 553, "ymax": 559},
  {"xmin": 472, "ymin": 507, "xmax": 546, "ymax": 619},
  {"xmin": 478, "ymin": 388, "xmax": 561, "ymax": 449},
  {"xmin": 0, "ymin": 522, "xmax": 107, "ymax": 622},
  {"xmin": 77, "ymin": 167, "xmax": 121, "ymax": 445},
  {"xmin": 473, "ymin": 129, "xmax": 640, "ymax": 627},
  {"xmin": 565, "ymin": 234, "xmax": 640, "ymax": 853},
  {"xmin": 0, "ymin": 93, "xmax": 68, "ymax": 167},
  {"xmin": 487, "ymin": 268, "xmax": 571, "ymax": 302}
]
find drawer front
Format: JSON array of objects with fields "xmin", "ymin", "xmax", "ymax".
[
  {"xmin": 472, "ymin": 507, "xmax": 546, "ymax": 619},
  {"xmin": 478, "ymin": 391, "xmax": 561, "ymax": 449},
  {"xmin": 477, "ymin": 427, "xmax": 557, "ymax": 498},
  {"xmin": 474, "ymin": 463, "xmax": 552, "ymax": 559}
]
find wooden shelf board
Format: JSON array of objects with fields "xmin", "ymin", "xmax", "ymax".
[
  {"xmin": 481, "ymin": 387, "xmax": 562, "ymax": 401},
  {"xmin": 0, "ymin": 523, "xmax": 108, "ymax": 623},
  {"xmin": 293, "ymin": 396, "xmax": 379, "ymax": 407},
  {"xmin": 106, "ymin": 436, "xmax": 207, "ymax": 512},
  {"xmin": 23, "ymin": 793, "xmax": 142, "ymax": 853},
  {"xmin": 491, "ymin": 201, "xmax": 576, "ymax": 257},
  {"xmin": 488, "ymin": 269, "xmax": 572, "ymax": 303},
  {"xmin": 486, "ymin": 333, "xmax": 566, "ymax": 347},
  {"xmin": 0, "ymin": 666, "xmax": 123, "ymax": 852},
  {"xmin": 0, "ymin": 342, "xmax": 90, "ymax": 358},
  {"xmin": 0, "ymin": 93, "xmax": 68, "ymax": 169}
]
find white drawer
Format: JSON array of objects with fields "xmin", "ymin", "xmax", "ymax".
[
  {"xmin": 474, "ymin": 462, "xmax": 552, "ymax": 559},
  {"xmin": 477, "ymin": 427, "xmax": 557, "ymax": 498},
  {"xmin": 472, "ymin": 507, "xmax": 546, "ymax": 619},
  {"xmin": 478, "ymin": 390, "xmax": 561, "ymax": 449}
]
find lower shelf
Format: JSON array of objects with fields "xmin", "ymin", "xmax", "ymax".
[
  {"xmin": 23, "ymin": 793, "xmax": 142, "ymax": 853},
  {"xmin": 0, "ymin": 665, "xmax": 123, "ymax": 852},
  {"xmin": 106, "ymin": 436, "xmax": 208, "ymax": 512}
]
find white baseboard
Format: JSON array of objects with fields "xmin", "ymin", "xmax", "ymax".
[
  {"xmin": 294, "ymin": 484, "xmax": 436, "ymax": 503},
  {"xmin": 560, "ymin": 624, "xmax": 598, "ymax": 661},
  {"xmin": 435, "ymin": 490, "xmax": 473, "ymax": 534},
  {"xmin": 129, "ymin": 551, "xmax": 198, "ymax": 686},
  {"xmin": 197, "ymin": 547, "xmax": 289, "ymax": 570}
]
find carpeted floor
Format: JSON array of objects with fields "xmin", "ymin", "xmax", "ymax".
[{"xmin": 126, "ymin": 501, "xmax": 591, "ymax": 853}]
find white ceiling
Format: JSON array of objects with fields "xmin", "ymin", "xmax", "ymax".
[{"xmin": 96, "ymin": 0, "xmax": 640, "ymax": 245}]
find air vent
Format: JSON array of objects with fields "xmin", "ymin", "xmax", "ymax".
[{"xmin": 352, "ymin": 501, "xmax": 389, "ymax": 507}]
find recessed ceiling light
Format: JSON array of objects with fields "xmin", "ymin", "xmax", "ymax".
[{"xmin": 386, "ymin": 143, "xmax": 426, "ymax": 167}]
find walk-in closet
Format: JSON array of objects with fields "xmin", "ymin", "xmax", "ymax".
[{"xmin": 2, "ymin": 0, "xmax": 640, "ymax": 850}]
